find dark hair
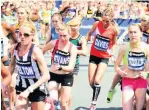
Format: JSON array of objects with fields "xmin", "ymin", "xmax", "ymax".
[{"xmin": 59, "ymin": 6, "xmax": 70, "ymax": 14}]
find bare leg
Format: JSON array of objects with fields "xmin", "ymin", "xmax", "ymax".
[
  {"xmin": 15, "ymin": 95, "xmax": 28, "ymax": 110},
  {"xmin": 122, "ymin": 87, "xmax": 134, "ymax": 110},
  {"xmin": 60, "ymin": 86, "xmax": 72, "ymax": 110},
  {"xmin": 135, "ymin": 88, "xmax": 147, "ymax": 110},
  {"xmin": 31, "ymin": 101, "xmax": 45, "ymax": 110}
]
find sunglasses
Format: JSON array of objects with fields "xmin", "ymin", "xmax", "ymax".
[
  {"xmin": 70, "ymin": 24, "xmax": 79, "ymax": 27},
  {"xmin": 19, "ymin": 32, "xmax": 31, "ymax": 37},
  {"xmin": 52, "ymin": 20, "xmax": 58, "ymax": 23},
  {"xmin": 141, "ymin": 19, "xmax": 147, "ymax": 22},
  {"xmin": 17, "ymin": 12, "xmax": 24, "ymax": 15},
  {"xmin": 59, "ymin": 34, "xmax": 67, "ymax": 37},
  {"xmin": 102, "ymin": 19, "xmax": 110, "ymax": 23}
]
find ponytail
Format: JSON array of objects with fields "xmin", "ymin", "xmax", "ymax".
[{"xmin": 112, "ymin": 21, "xmax": 120, "ymax": 36}]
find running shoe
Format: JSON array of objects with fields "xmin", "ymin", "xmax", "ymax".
[
  {"xmin": 89, "ymin": 104, "xmax": 96, "ymax": 110},
  {"xmin": 107, "ymin": 88, "xmax": 116, "ymax": 103},
  {"xmin": 55, "ymin": 100, "xmax": 61, "ymax": 110}
]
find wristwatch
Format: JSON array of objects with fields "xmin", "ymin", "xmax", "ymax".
[{"xmin": 58, "ymin": 66, "xmax": 62, "ymax": 71}]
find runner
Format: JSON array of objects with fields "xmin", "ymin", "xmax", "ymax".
[
  {"xmin": 45, "ymin": 13, "xmax": 64, "ymax": 44},
  {"xmin": 8, "ymin": 21, "xmax": 50, "ymax": 110},
  {"xmin": 9, "ymin": 6, "xmax": 40, "ymax": 109},
  {"xmin": 42, "ymin": 25, "xmax": 77, "ymax": 110},
  {"xmin": 106, "ymin": 17, "xmax": 149, "ymax": 103},
  {"xmin": 68, "ymin": 16, "xmax": 88, "ymax": 76},
  {"xmin": 86, "ymin": 7, "xmax": 119, "ymax": 110},
  {"xmin": 67, "ymin": 16, "xmax": 88, "ymax": 108},
  {"xmin": 115, "ymin": 23, "xmax": 149, "ymax": 110}
]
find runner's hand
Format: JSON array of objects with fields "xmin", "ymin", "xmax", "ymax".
[
  {"xmin": 44, "ymin": 97, "xmax": 55, "ymax": 110},
  {"xmin": 1, "ymin": 83, "xmax": 8, "ymax": 97},
  {"xmin": 116, "ymin": 67, "xmax": 127, "ymax": 77},
  {"xmin": 111, "ymin": 55, "xmax": 116, "ymax": 64},
  {"xmin": 51, "ymin": 63, "xmax": 61, "ymax": 71},
  {"xmin": 139, "ymin": 72, "xmax": 148, "ymax": 79},
  {"xmin": 18, "ymin": 89, "xmax": 30, "ymax": 100}
]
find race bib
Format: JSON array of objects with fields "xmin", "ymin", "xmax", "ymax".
[
  {"xmin": 16, "ymin": 65, "xmax": 36, "ymax": 78},
  {"xmin": 94, "ymin": 34, "xmax": 110, "ymax": 51},
  {"xmin": 54, "ymin": 51, "xmax": 70, "ymax": 65},
  {"xmin": 128, "ymin": 52, "xmax": 146, "ymax": 70}
]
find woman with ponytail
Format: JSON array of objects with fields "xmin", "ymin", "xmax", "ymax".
[{"xmin": 86, "ymin": 7, "xmax": 119, "ymax": 110}]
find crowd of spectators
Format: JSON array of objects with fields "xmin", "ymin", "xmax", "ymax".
[
  {"xmin": 1, "ymin": 0, "xmax": 149, "ymax": 44},
  {"xmin": 1, "ymin": 0, "xmax": 149, "ymax": 25}
]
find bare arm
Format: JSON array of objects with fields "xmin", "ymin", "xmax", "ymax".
[
  {"xmin": 28, "ymin": 47, "xmax": 50, "ymax": 91},
  {"xmin": 77, "ymin": 37, "xmax": 88, "ymax": 56},
  {"xmin": 45, "ymin": 29, "xmax": 51, "ymax": 44},
  {"xmin": 145, "ymin": 44, "xmax": 149, "ymax": 71},
  {"xmin": 145, "ymin": 45, "xmax": 149, "ymax": 84},
  {"xmin": 42, "ymin": 40, "xmax": 55, "ymax": 54},
  {"xmin": 1, "ymin": 62, "xmax": 12, "ymax": 87},
  {"xmin": 114, "ymin": 45, "xmax": 126, "ymax": 72},
  {"xmin": 110, "ymin": 33, "xmax": 118, "ymax": 56},
  {"xmin": 8, "ymin": 47, "xmax": 16, "ymax": 74},
  {"xmin": 2, "ymin": 22, "xmax": 18, "ymax": 43},
  {"xmin": 86, "ymin": 21, "xmax": 98, "ymax": 42}
]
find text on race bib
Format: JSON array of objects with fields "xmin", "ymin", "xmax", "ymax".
[
  {"xmin": 94, "ymin": 34, "xmax": 110, "ymax": 51},
  {"xmin": 16, "ymin": 65, "xmax": 36, "ymax": 78},
  {"xmin": 54, "ymin": 51, "xmax": 70, "ymax": 65}
]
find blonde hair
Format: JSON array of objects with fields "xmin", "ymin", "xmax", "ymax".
[
  {"xmin": 141, "ymin": 15, "xmax": 149, "ymax": 21},
  {"xmin": 20, "ymin": 21, "xmax": 36, "ymax": 33},
  {"xmin": 102, "ymin": 7, "xmax": 114, "ymax": 19},
  {"xmin": 112, "ymin": 21, "xmax": 120, "ymax": 36},
  {"xmin": 59, "ymin": 24, "xmax": 71, "ymax": 34},
  {"xmin": 128, "ymin": 23, "xmax": 142, "ymax": 32},
  {"xmin": 17, "ymin": 6, "xmax": 31, "ymax": 22}
]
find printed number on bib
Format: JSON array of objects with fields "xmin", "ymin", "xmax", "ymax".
[{"xmin": 94, "ymin": 34, "xmax": 110, "ymax": 51}]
